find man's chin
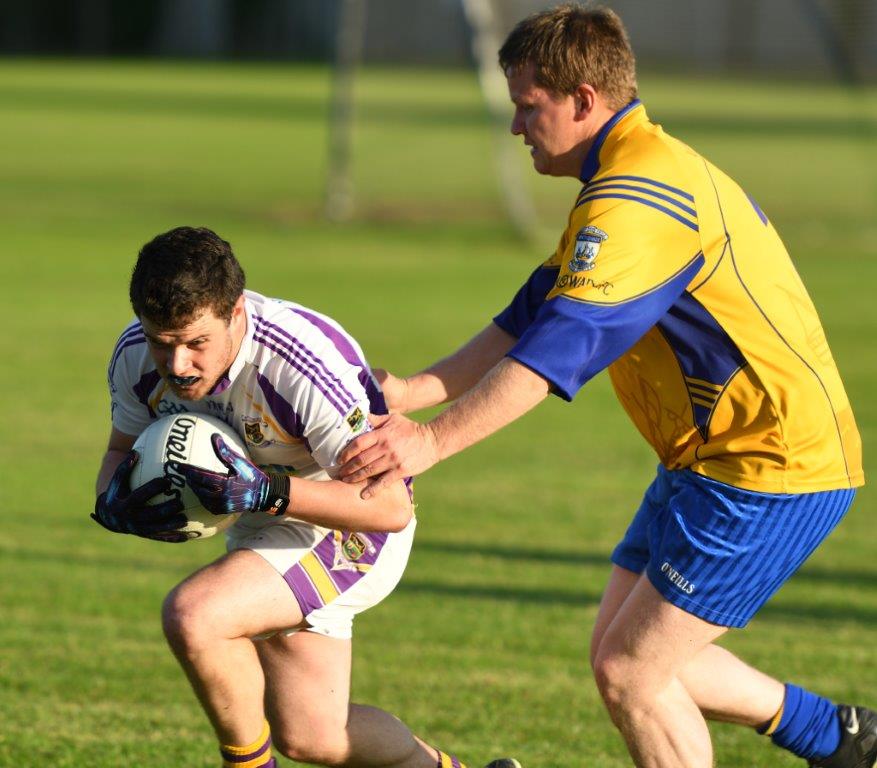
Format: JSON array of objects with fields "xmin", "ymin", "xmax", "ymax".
[{"xmin": 166, "ymin": 378, "xmax": 207, "ymax": 400}]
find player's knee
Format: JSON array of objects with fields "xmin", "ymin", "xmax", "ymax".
[
  {"xmin": 592, "ymin": 650, "xmax": 641, "ymax": 714},
  {"xmin": 161, "ymin": 583, "xmax": 219, "ymax": 652},
  {"xmin": 272, "ymin": 725, "xmax": 348, "ymax": 766}
]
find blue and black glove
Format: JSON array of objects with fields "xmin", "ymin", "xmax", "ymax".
[
  {"xmin": 177, "ymin": 434, "xmax": 290, "ymax": 516},
  {"xmin": 92, "ymin": 451, "xmax": 188, "ymax": 542}
]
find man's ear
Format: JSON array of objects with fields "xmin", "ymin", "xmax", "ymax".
[
  {"xmin": 229, "ymin": 294, "xmax": 246, "ymax": 325},
  {"xmin": 573, "ymin": 83, "xmax": 598, "ymax": 120}
]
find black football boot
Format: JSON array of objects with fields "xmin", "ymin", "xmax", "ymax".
[{"xmin": 809, "ymin": 705, "xmax": 877, "ymax": 768}]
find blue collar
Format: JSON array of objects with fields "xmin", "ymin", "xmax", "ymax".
[{"xmin": 579, "ymin": 99, "xmax": 642, "ymax": 183}]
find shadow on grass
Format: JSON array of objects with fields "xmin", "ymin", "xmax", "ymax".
[
  {"xmin": 653, "ymin": 112, "xmax": 874, "ymax": 140},
  {"xmin": 397, "ymin": 578, "xmax": 602, "ymax": 608},
  {"xmin": 415, "ymin": 539, "xmax": 611, "ymax": 567},
  {"xmin": 758, "ymin": 600, "xmax": 877, "ymax": 626},
  {"xmin": 4, "ymin": 84, "xmax": 871, "ymax": 139}
]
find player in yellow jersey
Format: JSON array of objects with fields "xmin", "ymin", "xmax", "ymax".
[{"xmin": 338, "ymin": 5, "xmax": 870, "ymax": 768}]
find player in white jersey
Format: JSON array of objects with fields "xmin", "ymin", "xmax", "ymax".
[{"xmin": 93, "ymin": 227, "xmax": 514, "ymax": 768}]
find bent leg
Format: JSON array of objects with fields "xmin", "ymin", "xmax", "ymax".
[
  {"xmin": 162, "ymin": 549, "xmax": 305, "ymax": 745},
  {"xmin": 593, "ymin": 573, "xmax": 729, "ymax": 768},
  {"xmin": 258, "ymin": 630, "xmax": 440, "ymax": 767},
  {"xmin": 591, "ymin": 566, "xmax": 784, "ymax": 727}
]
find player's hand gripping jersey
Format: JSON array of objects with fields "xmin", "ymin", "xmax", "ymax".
[{"xmin": 495, "ymin": 101, "xmax": 863, "ymax": 493}]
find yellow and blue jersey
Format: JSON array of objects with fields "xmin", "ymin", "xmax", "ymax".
[{"xmin": 494, "ymin": 101, "xmax": 863, "ymax": 494}]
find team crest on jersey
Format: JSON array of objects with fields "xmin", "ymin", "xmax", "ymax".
[
  {"xmin": 569, "ymin": 226, "xmax": 608, "ymax": 272},
  {"xmin": 346, "ymin": 407, "xmax": 365, "ymax": 432},
  {"xmin": 332, "ymin": 531, "xmax": 376, "ymax": 572},
  {"xmin": 243, "ymin": 418, "xmax": 266, "ymax": 445}
]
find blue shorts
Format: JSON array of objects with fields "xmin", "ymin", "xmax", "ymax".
[{"xmin": 611, "ymin": 466, "xmax": 856, "ymax": 628}]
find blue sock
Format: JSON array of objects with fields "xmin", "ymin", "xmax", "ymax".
[{"xmin": 771, "ymin": 683, "xmax": 842, "ymax": 761}]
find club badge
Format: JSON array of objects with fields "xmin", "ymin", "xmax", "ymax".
[
  {"xmin": 569, "ymin": 225, "xmax": 608, "ymax": 272},
  {"xmin": 332, "ymin": 531, "xmax": 376, "ymax": 572},
  {"xmin": 243, "ymin": 419, "xmax": 265, "ymax": 445},
  {"xmin": 346, "ymin": 406, "xmax": 365, "ymax": 432}
]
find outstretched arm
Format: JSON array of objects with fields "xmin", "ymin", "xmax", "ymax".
[
  {"xmin": 383, "ymin": 322, "xmax": 516, "ymax": 413},
  {"xmin": 339, "ymin": 357, "xmax": 549, "ymax": 498}
]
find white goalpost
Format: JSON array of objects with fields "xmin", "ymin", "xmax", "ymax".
[{"xmin": 324, "ymin": 0, "xmax": 541, "ymax": 242}]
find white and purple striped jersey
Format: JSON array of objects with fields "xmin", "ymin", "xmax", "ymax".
[{"xmin": 107, "ymin": 290, "xmax": 386, "ymax": 481}]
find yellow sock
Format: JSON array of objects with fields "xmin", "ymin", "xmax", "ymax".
[
  {"xmin": 436, "ymin": 748, "xmax": 468, "ymax": 768},
  {"xmin": 219, "ymin": 720, "xmax": 274, "ymax": 768},
  {"xmin": 761, "ymin": 699, "xmax": 786, "ymax": 736}
]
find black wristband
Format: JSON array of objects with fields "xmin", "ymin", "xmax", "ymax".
[{"xmin": 262, "ymin": 474, "xmax": 291, "ymax": 516}]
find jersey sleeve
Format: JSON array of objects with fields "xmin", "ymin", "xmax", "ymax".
[
  {"xmin": 493, "ymin": 233, "xmax": 567, "ymax": 339},
  {"xmin": 271, "ymin": 351, "xmax": 374, "ymax": 478},
  {"xmin": 107, "ymin": 324, "xmax": 154, "ymax": 437},
  {"xmin": 507, "ymin": 189, "xmax": 704, "ymax": 401}
]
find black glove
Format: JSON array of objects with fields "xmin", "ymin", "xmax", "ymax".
[
  {"xmin": 92, "ymin": 451, "xmax": 188, "ymax": 542},
  {"xmin": 178, "ymin": 434, "xmax": 290, "ymax": 517}
]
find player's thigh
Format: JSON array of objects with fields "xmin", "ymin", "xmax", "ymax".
[
  {"xmin": 594, "ymin": 575, "xmax": 728, "ymax": 693},
  {"xmin": 164, "ymin": 548, "xmax": 305, "ymax": 640},
  {"xmin": 590, "ymin": 565, "xmax": 640, "ymax": 669},
  {"xmin": 257, "ymin": 630, "xmax": 352, "ymax": 743}
]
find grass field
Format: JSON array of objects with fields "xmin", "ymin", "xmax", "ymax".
[{"xmin": 0, "ymin": 59, "xmax": 875, "ymax": 768}]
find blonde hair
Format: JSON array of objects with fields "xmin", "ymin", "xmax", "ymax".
[{"xmin": 499, "ymin": 4, "xmax": 638, "ymax": 110}]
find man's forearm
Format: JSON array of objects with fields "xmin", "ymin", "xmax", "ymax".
[
  {"xmin": 405, "ymin": 323, "xmax": 517, "ymax": 411},
  {"xmin": 429, "ymin": 356, "xmax": 550, "ymax": 462},
  {"xmin": 96, "ymin": 449, "xmax": 129, "ymax": 496},
  {"xmin": 286, "ymin": 477, "xmax": 412, "ymax": 532}
]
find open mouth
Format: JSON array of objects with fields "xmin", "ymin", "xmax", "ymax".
[{"xmin": 168, "ymin": 375, "xmax": 200, "ymax": 388}]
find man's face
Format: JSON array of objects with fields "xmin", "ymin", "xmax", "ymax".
[
  {"xmin": 141, "ymin": 298, "xmax": 245, "ymax": 401},
  {"xmin": 507, "ymin": 64, "xmax": 586, "ymax": 178}
]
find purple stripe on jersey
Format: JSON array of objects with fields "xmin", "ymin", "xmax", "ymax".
[
  {"xmin": 253, "ymin": 333, "xmax": 352, "ymax": 417},
  {"xmin": 220, "ymin": 736, "xmax": 272, "ymax": 763},
  {"xmin": 283, "ymin": 563, "xmax": 325, "ymax": 615},
  {"xmin": 132, "ymin": 370, "xmax": 161, "ymax": 418},
  {"xmin": 311, "ymin": 530, "xmax": 389, "ymax": 593},
  {"xmin": 210, "ymin": 374, "xmax": 232, "ymax": 395},
  {"xmin": 452, "ymin": 756, "xmax": 462, "ymax": 768},
  {"xmin": 255, "ymin": 371, "xmax": 304, "ymax": 438},
  {"xmin": 255, "ymin": 317, "xmax": 357, "ymax": 409},
  {"xmin": 283, "ymin": 529, "xmax": 391, "ymax": 616},
  {"xmin": 109, "ymin": 332, "xmax": 146, "ymax": 380},
  {"xmin": 360, "ymin": 370, "xmax": 388, "ymax": 415},
  {"xmin": 290, "ymin": 308, "xmax": 388, "ymax": 415}
]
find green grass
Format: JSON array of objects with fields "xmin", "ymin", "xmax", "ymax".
[{"xmin": 0, "ymin": 59, "xmax": 875, "ymax": 767}]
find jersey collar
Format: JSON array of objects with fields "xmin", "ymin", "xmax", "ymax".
[
  {"xmin": 208, "ymin": 294, "xmax": 256, "ymax": 395},
  {"xmin": 579, "ymin": 99, "xmax": 645, "ymax": 183}
]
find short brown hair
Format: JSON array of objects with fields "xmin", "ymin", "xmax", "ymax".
[
  {"xmin": 130, "ymin": 226, "xmax": 245, "ymax": 328},
  {"xmin": 499, "ymin": 4, "xmax": 637, "ymax": 110}
]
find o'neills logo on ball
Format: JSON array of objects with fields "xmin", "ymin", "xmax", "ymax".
[
  {"xmin": 661, "ymin": 561, "xmax": 695, "ymax": 595},
  {"xmin": 163, "ymin": 415, "xmax": 196, "ymax": 491}
]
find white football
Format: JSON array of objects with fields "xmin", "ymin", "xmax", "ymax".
[{"xmin": 131, "ymin": 413, "xmax": 248, "ymax": 541}]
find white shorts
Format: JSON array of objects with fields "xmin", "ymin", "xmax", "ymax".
[{"xmin": 226, "ymin": 513, "xmax": 416, "ymax": 640}]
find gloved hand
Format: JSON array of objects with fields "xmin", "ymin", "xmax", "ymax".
[
  {"xmin": 177, "ymin": 434, "xmax": 290, "ymax": 516},
  {"xmin": 92, "ymin": 451, "xmax": 188, "ymax": 542}
]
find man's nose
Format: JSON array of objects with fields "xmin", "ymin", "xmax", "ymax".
[
  {"xmin": 168, "ymin": 346, "xmax": 191, "ymax": 374},
  {"xmin": 510, "ymin": 109, "xmax": 524, "ymax": 136}
]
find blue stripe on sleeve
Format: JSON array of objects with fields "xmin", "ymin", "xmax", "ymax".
[
  {"xmin": 582, "ymin": 182, "xmax": 697, "ymax": 218},
  {"xmin": 576, "ymin": 193, "xmax": 699, "ymax": 231},
  {"xmin": 507, "ymin": 256, "xmax": 703, "ymax": 401},
  {"xmin": 493, "ymin": 264, "xmax": 560, "ymax": 339},
  {"xmin": 593, "ymin": 175, "xmax": 695, "ymax": 202}
]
